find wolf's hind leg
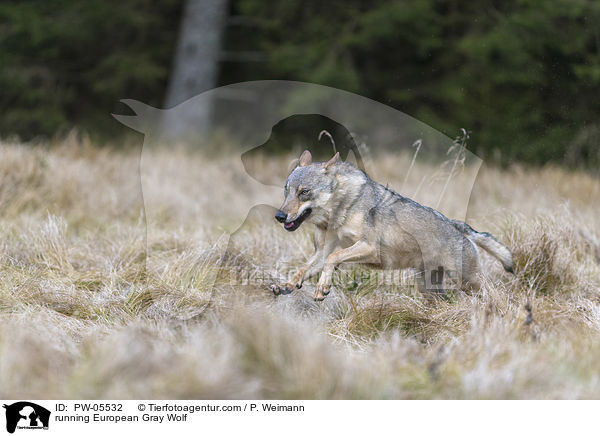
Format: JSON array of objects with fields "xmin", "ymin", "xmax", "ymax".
[{"xmin": 460, "ymin": 244, "xmax": 483, "ymax": 294}]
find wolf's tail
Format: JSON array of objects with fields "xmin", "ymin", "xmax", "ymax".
[{"xmin": 451, "ymin": 220, "xmax": 514, "ymax": 273}]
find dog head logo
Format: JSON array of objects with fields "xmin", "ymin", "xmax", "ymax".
[
  {"xmin": 240, "ymin": 113, "xmax": 366, "ymax": 186},
  {"xmin": 112, "ymin": 80, "xmax": 482, "ymax": 297},
  {"xmin": 3, "ymin": 402, "xmax": 50, "ymax": 433}
]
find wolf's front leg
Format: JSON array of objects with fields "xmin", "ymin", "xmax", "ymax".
[
  {"xmin": 314, "ymin": 240, "xmax": 378, "ymax": 301},
  {"xmin": 272, "ymin": 228, "xmax": 326, "ymax": 295},
  {"xmin": 273, "ymin": 261, "xmax": 316, "ymax": 295}
]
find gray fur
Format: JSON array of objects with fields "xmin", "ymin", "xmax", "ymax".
[{"xmin": 272, "ymin": 151, "xmax": 514, "ymax": 301}]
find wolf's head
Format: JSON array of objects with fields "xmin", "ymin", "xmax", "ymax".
[{"xmin": 275, "ymin": 150, "xmax": 340, "ymax": 231}]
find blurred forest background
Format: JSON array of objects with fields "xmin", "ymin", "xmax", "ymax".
[{"xmin": 1, "ymin": 0, "xmax": 599, "ymax": 168}]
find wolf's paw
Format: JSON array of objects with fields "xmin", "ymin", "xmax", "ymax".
[
  {"xmin": 270, "ymin": 283, "xmax": 295, "ymax": 296},
  {"xmin": 287, "ymin": 271, "xmax": 306, "ymax": 290},
  {"xmin": 285, "ymin": 278, "xmax": 303, "ymax": 290},
  {"xmin": 313, "ymin": 285, "xmax": 330, "ymax": 301}
]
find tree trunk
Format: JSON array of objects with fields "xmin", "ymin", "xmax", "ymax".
[{"xmin": 164, "ymin": 0, "xmax": 228, "ymax": 140}]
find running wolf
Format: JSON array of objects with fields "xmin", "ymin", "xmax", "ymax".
[{"xmin": 271, "ymin": 150, "xmax": 514, "ymax": 301}]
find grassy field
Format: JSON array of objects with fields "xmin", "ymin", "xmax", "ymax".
[{"xmin": 0, "ymin": 135, "xmax": 599, "ymax": 399}]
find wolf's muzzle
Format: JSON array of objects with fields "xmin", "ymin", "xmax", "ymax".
[
  {"xmin": 278, "ymin": 208, "xmax": 312, "ymax": 232},
  {"xmin": 275, "ymin": 210, "xmax": 287, "ymax": 223}
]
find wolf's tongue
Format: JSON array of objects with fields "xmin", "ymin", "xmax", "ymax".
[{"xmin": 284, "ymin": 222, "xmax": 294, "ymax": 229}]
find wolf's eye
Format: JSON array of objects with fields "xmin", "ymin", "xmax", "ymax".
[{"xmin": 298, "ymin": 188, "xmax": 311, "ymax": 200}]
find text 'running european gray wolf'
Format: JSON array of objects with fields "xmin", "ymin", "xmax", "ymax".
[{"xmin": 271, "ymin": 150, "xmax": 514, "ymax": 301}]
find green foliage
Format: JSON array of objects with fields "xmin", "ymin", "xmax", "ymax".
[
  {"xmin": 232, "ymin": 0, "xmax": 600, "ymax": 167},
  {"xmin": 1, "ymin": 0, "xmax": 599, "ymax": 167},
  {"xmin": 0, "ymin": 0, "xmax": 181, "ymax": 139}
]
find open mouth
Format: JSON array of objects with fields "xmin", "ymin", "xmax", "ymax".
[{"xmin": 283, "ymin": 208, "xmax": 312, "ymax": 231}]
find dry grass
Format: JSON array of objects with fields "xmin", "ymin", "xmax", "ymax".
[{"xmin": 0, "ymin": 136, "xmax": 599, "ymax": 399}]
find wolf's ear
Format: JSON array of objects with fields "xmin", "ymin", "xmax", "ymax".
[
  {"xmin": 298, "ymin": 150, "xmax": 312, "ymax": 167},
  {"xmin": 322, "ymin": 152, "xmax": 340, "ymax": 170}
]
